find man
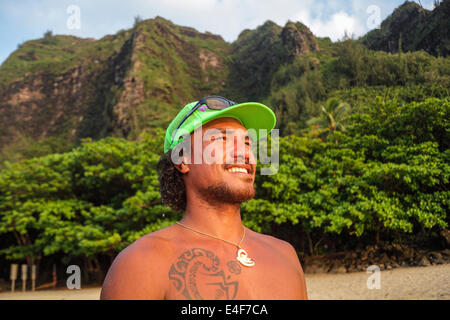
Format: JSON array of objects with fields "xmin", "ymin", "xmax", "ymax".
[{"xmin": 101, "ymin": 96, "xmax": 308, "ymax": 300}]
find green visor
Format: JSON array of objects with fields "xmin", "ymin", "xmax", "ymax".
[{"xmin": 164, "ymin": 101, "xmax": 276, "ymax": 153}]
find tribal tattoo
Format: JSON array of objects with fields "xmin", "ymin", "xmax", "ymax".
[{"xmin": 168, "ymin": 248, "xmax": 240, "ymax": 300}]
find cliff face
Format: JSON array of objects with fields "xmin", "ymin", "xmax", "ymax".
[
  {"xmin": 2, "ymin": 47, "xmax": 105, "ymax": 151},
  {"xmin": 107, "ymin": 17, "xmax": 230, "ymax": 138},
  {"xmin": 282, "ymin": 21, "xmax": 320, "ymax": 58},
  {"xmin": 0, "ymin": 17, "xmax": 230, "ymax": 156},
  {"xmin": 361, "ymin": 0, "xmax": 450, "ymax": 56},
  {"xmin": 0, "ymin": 32, "xmax": 130, "ymax": 150},
  {"xmin": 4, "ymin": 0, "xmax": 447, "ymax": 162},
  {"xmin": 0, "ymin": 16, "xmax": 320, "ymax": 159},
  {"xmin": 225, "ymin": 20, "xmax": 320, "ymax": 101}
]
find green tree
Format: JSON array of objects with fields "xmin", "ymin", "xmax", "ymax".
[
  {"xmin": 243, "ymin": 97, "xmax": 449, "ymax": 253},
  {"xmin": 0, "ymin": 129, "xmax": 181, "ymax": 281},
  {"xmin": 307, "ymin": 97, "xmax": 350, "ymax": 140}
]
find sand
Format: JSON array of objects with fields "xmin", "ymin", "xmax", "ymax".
[
  {"xmin": 0, "ymin": 264, "xmax": 448, "ymax": 300},
  {"xmin": 305, "ymin": 263, "xmax": 450, "ymax": 300}
]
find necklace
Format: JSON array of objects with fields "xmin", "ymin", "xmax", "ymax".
[{"xmin": 175, "ymin": 221, "xmax": 255, "ymax": 267}]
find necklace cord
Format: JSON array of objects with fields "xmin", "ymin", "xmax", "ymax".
[{"xmin": 175, "ymin": 221, "xmax": 245, "ymax": 248}]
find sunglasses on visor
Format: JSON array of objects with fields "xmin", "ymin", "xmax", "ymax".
[{"xmin": 172, "ymin": 95, "xmax": 237, "ymax": 138}]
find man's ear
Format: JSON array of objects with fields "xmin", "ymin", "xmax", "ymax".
[{"xmin": 174, "ymin": 161, "xmax": 190, "ymax": 174}]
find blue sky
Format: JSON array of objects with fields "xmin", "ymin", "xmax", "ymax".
[{"xmin": 0, "ymin": 0, "xmax": 435, "ymax": 66}]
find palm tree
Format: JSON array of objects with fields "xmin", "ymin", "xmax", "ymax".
[{"xmin": 307, "ymin": 98, "xmax": 350, "ymax": 141}]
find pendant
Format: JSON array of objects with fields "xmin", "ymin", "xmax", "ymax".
[{"xmin": 236, "ymin": 248, "xmax": 255, "ymax": 267}]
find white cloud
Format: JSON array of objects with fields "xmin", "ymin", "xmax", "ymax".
[
  {"xmin": 316, "ymin": 11, "xmax": 363, "ymax": 40},
  {"xmin": 294, "ymin": 9, "xmax": 364, "ymax": 41}
]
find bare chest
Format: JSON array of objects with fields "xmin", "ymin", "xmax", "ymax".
[{"xmin": 164, "ymin": 246, "xmax": 302, "ymax": 300}]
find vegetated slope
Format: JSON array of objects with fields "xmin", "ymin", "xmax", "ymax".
[
  {"xmin": 361, "ymin": 0, "xmax": 450, "ymax": 56},
  {"xmin": 224, "ymin": 20, "xmax": 320, "ymax": 102},
  {"xmin": 1, "ymin": 2, "xmax": 449, "ymax": 164},
  {"xmin": 0, "ymin": 17, "xmax": 230, "ymax": 161}
]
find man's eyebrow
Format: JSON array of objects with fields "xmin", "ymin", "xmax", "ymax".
[
  {"xmin": 218, "ymin": 128, "xmax": 253, "ymax": 142},
  {"xmin": 203, "ymin": 128, "xmax": 230, "ymax": 136},
  {"xmin": 214, "ymin": 128, "xmax": 234, "ymax": 134},
  {"xmin": 206, "ymin": 128, "xmax": 253, "ymax": 141}
]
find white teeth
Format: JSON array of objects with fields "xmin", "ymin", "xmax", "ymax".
[{"xmin": 227, "ymin": 167, "xmax": 248, "ymax": 174}]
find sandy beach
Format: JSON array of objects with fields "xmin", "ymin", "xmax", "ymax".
[
  {"xmin": 0, "ymin": 263, "xmax": 448, "ymax": 300},
  {"xmin": 305, "ymin": 263, "xmax": 450, "ymax": 300}
]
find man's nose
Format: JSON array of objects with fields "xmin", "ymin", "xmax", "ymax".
[{"xmin": 230, "ymin": 139, "xmax": 251, "ymax": 164}]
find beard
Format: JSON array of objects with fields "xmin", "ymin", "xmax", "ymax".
[{"xmin": 199, "ymin": 181, "xmax": 255, "ymax": 206}]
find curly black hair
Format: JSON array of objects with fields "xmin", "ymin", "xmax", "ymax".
[{"xmin": 156, "ymin": 150, "xmax": 186, "ymax": 212}]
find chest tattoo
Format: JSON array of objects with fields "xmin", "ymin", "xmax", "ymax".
[{"xmin": 168, "ymin": 248, "xmax": 240, "ymax": 300}]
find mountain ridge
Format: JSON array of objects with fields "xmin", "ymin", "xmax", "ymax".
[
  {"xmin": 0, "ymin": 16, "xmax": 321, "ymax": 155},
  {"xmin": 360, "ymin": 0, "xmax": 450, "ymax": 56},
  {"xmin": 0, "ymin": 3, "xmax": 448, "ymax": 164}
]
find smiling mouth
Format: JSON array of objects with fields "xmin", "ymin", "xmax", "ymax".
[
  {"xmin": 224, "ymin": 163, "xmax": 254, "ymax": 175},
  {"xmin": 227, "ymin": 167, "xmax": 249, "ymax": 174}
]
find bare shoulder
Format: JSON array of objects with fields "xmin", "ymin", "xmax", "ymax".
[
  {"xmin": 100, "ymin": 225, "xmax": 178, "ymax": 300},
  {"xmin": 247, "ymin": 228, "xmax": 306, "ymax": 275},
  {"xmin": 247, "ymin": 228, "xmax": 308, "ymax": 299},
  {"xmin": 247, "ymin": 228, "xmax": 298, "ymax": 258}
]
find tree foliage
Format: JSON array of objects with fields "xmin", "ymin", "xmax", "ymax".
[
  {"xmin": 1, "ymin": 98, "xmax": 447, "ymax": 269},
  {"xmin": 242, "ymin": 98, "xmax": 449, "ymax": 252},
  {"xmin": 0, "ymin": 129, "xmax": 181, "ymax": 268},
  {"xmin": 0, "ymin": 10, "xmax": 449, "ymax": 280}
]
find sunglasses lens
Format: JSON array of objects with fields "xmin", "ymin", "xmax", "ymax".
[
  {"xmin": 204, "ymin": 97, "xmax": 234, "ymax": 109},
  {"xmin": 172, "ymin": 96, "xmax": 237, "ymax": 138}
]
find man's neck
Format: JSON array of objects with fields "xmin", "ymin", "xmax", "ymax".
[{"xmin": 180, "ymin": 196, "xmax": 244, "ymax": 243}]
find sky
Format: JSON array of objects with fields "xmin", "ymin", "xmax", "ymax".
[{"xmin": 0, "ymin": 0, "xmax": 436, "ymax": 66}]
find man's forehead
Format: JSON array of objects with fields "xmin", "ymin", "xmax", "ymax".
[
  {"xmin": 185, "ymin": 117, "xmax": 254, "ymax": 145},
  {"xmin": 200, "ymin": 117, "xmax": 250, "ymax": 136},
  {"xmin": 202, "ymin": 127, "xmax": 252, "ymax": 140},
  {"xmin": 202, "ymin": 117, "xmax": 246, "ymax": 130}
]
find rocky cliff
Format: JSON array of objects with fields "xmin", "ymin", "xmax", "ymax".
[
  {"xmin": 0, "ymin": 17, "xmax": 320, "ymax": 161},
  {"xmin": 361, "ymin": 0, "xmax": 450, "ymax": 56},
  {"xmin": 225, "ymin": 20, "xmax": 320, "ymax": 102},
  {"xmin": 0, "ymin": 17, "xmax": 231, "ymax": 158},
  {"xmin": 1, "ymin": 2, "xmax": 447, "ymax": 162}
]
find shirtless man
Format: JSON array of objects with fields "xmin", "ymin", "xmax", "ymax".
[{"xmin": 100, "ymin": 96, "xmax": 308, "ymax": 300}]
